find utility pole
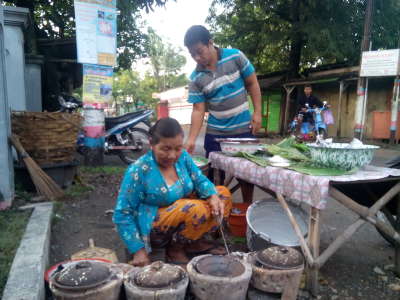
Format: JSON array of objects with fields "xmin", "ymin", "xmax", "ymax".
[
  {"xmin": 354, "ymin": 0, "xmax": 374, "ymax": 139},
  {"xmin": 389, "ymin": 37, "xmax": 400, "ymax": 144}
]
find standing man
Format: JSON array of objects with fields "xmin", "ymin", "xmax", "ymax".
[{"xmin": 183, "ymin": 25, "xmax": 262, "ymax": 157}]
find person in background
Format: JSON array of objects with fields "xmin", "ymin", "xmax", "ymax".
[
  {"xmin": 183, "ymin": 25, "xmax": 262, "ymax": 158},
  {"xmin": 113, "ymin": 118, "xmax": 232, "ymax": 267},
  {"xmin": 297, "ymin": 85, "xmax": 323, "ymax": 137}
]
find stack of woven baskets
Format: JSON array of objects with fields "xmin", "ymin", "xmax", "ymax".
[{"xmin": 12, "ymin": 111, "xmax": 82, "ymax": 166}]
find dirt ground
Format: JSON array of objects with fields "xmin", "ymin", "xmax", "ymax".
[{"xmin": 49, "ymin": 143, "xmax": 400, "ymax": 299}]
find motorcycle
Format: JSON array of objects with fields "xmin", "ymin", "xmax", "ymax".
[
  {"xmin": 57, "ymin": 94, "xmax": 152, "ymax": 164},
  {"xmin": 288, "ymin": 101, "xmax": 332, "ymax": 142}
]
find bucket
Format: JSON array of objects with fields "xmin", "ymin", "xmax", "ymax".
[{"xmin": 228, "ymin": 202, "xmax": 251, "ymax": 237}]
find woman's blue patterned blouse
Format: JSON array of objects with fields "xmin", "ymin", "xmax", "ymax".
[{"xmin": 113, "ymin": 150, "xmax": 217, "ymax": 253}]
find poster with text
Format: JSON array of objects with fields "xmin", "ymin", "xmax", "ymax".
[
  {"xmin": 82, "ymin": 64, "xmax": 113, "ymax": 108},
  {"xmin": 74, "ymin": 0, "xmax": 117, "ymax": 66}
]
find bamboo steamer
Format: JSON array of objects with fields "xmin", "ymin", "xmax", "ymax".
[
  {"xmin": 12, "ymin": 111, "xmax": 82, "ymax": 165},
  {"xmin": 71, "ymin": 239, "xmax": 118, "ymax": 263}
]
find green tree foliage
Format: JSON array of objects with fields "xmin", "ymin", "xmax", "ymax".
[
  {"xmin": 112, "ymin": 69, "xmax": 187, "ymax": 113},
  {"xmin": 146, "ymin": 27, "xmax": 187, "ymax": 91},
  {"xmin": 207, "ymin": 0, "xmax": 400, "ymax": 77},
  {"xmin": 1, "ymin": 0, "xmax": 172, "ymax": 69}
]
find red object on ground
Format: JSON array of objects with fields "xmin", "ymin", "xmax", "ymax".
[{"xmin": 228, "ymin": 202, "xmax": 251, "ymax": 237}]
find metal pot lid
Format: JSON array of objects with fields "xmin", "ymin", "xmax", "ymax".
[
  {"xmin": 134, "ymin": 261, "xmax": 184, "ymax": 288},
  {"xmin": 256, "ymin": 246, "xmax": 304, "ymax": 270},
  {"xmin": 195, "ymin": 255, "xmax": 245, "ymax": 277},
  {"xmin": 246, "ymin": 199, "xmax": 308, "ymax": 247},
  {"xmin": 54, "ymin": 260, "xmax": 111, "ymax": 290}
]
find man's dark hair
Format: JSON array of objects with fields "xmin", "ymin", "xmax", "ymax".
[
  {"xmin": 304, "ymin": 84, "xmax": 312, "ymax": 89},
  {"xmin": 149, "ymin": 117, "xmax": 184, "ymax": 145},
  {"xmin": 184, "ymin": 25, "xmax": 212, "ymax": 48}
]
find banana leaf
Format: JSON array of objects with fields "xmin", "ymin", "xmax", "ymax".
[
  {"xmin": 264, "ymin": 144, "xmax": 310, "ymax": 162},
  {"xmin": 233, "ymin": 152, "xmax": 270, "ymax": 167},
  {"xmin": 288, "ymin": 162, "xmax": 357, "ymax": 176}
]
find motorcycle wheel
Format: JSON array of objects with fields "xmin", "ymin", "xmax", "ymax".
[{"xmin": 118, "ymin": 128, "xmax": 151, "ymax": 164}]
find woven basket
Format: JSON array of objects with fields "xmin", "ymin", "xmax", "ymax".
[{"xmin": 12, "ymin": 111, "xmax": 83, "ymax": 165}]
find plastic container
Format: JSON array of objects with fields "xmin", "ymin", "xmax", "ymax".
[{"xmin": 228, "ymin": 203, "xmax": 251, "ymax": 237}]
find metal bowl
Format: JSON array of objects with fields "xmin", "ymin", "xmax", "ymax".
[
  {"xmin": 308, "ymin": 142, "xmax": 379, "ymax": 171},
  {"xmin": 216, "ymin": 138, "xmax": 262, "ymax": 155},
  {"xmin": 246, "ymin": 199, "xmax": 308, "ymax": 250}
]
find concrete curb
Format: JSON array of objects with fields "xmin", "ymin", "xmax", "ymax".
[{"xmin": 2, "ymin": 202, "xmax": 53, "ymax": 300}]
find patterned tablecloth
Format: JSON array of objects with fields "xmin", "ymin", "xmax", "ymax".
[{"xmin": 209, "ymin": 152, "xmax": 400, "ymax": 210}]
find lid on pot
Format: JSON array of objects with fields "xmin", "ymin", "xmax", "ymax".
[
  {"xmin": 53, "ymin": 260, "xmax": 111, "ymax": 290},
  {"xmin": 256, "ymin": 246, "xmax": 304, "ymax": 270},
  {"xmin": 195, "ymin": 255, "xmax": 245, "ymax": 277},
  {"xmin": 134, "ymin": 261, "xmax": 184, "ymax": 288}
]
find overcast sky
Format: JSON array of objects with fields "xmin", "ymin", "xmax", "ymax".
[{"xmin": 142, "ymin": 0, "xmax": 214, "ymax": 76}]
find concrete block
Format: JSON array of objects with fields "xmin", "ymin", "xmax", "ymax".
[{"xmin": 2, "ymin": 202, "xmax": 53, "ymax": 300}]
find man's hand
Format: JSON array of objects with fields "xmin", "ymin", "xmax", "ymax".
[
  {"xmin": 184, "ymin": 138, "xmax": 196, "ymax": 154},
  {"xmin": 129, "ymin": 248, "xmax": 151, "ymax": 267},
  {"xmin": 185, "ymin": 102, "xmax": 205, "ymax": 154},
  {"xmin": 208, "ymin": 194, "xmax": 224, "ymax": 217},
  {"xmin": 251, "ymin": 112, "xmax": 262, "ymax": 135}
]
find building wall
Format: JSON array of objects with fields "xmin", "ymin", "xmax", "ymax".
[
  {"xmin": 4, "ymin": 22, "xmax": 27, "ymax": 111},
  {"xmin": 311, "ymin": 78, "xmax": 393, "ymax": 138},
  {"xmin": 25, "ymin": 61, "xmax": 43, "ymax": 112}
]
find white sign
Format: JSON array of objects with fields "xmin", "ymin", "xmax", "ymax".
[
  {"xmin": 74, "ymin": 0, "xmax": 117, "ymax": 66},
  {"xmin": 360, "ymin": 49, "xmax": 400, "ymax": 77}
]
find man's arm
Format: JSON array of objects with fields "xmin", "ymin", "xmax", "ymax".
[
  {"xmin": 185, "ymin": 102, "xmax": 206, "ymax": 153},
  {"xmin": 245, "ymin": 73, "xmax": 262, "ymax": 135}
]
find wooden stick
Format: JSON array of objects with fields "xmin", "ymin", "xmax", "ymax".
[
  {"xmin": 237, "ymin": 178, "xmax": 254, "ymax": 203},
  {"xmin": 275, "ymin": 193, "xmax": 315, "ymax": 266},
  {"xmin": 315, "ymin": 219, "xmax": 366, "ymax": 268},
  {"xmin": 330, "ymin": 187, "xmax": 370, "ymax": 218},
  {"xmin": 316, "ymin": 183, "xmax": 400, "ymax": 268},
  {"xmin": 306, "ymin": 207, "xmax": 321, "ymax": 296},
  {"xmin": 331, "ymin": 185, "xmax": 400, "ymax": 244},
  {"xmin": 372, "ymin": 217, "xmax": 400, "ymax": 244},
  {"xmin": 224, "ymin": 175, "xmax": 234, "ymax": 187},
  {"xmin": 368, "ymin": 182, "xmax": 400, "ymax": 215},
  {"xmin": 259, "ymin": 186, "xmax": 277, "ymax": 198}
]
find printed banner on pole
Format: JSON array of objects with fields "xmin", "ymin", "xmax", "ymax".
[
  {"xmin": 82, "ymin": 64, "xmax": 113, "ymax": 108},
  {"xmin": 74, "ymin": 0, "xmax": 117, "ymax": 66}
]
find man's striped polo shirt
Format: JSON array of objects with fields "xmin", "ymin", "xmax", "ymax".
[{"xmin": 188, "ymin": 48, "xmax": 255, "ymax": 135}]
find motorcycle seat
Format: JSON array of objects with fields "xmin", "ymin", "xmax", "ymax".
[{"xmin": 105, "ymin": 110, "xmax": 146, "ymax": 130}]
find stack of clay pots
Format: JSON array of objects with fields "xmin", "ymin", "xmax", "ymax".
[
  {"xmin": 246, "ymin": 246, "xmax": 304, "ymax": 300},
  {"xmin": 124, "ymin": 261, "xmax": 189, "ymax": 300},
  {"xmin": 187, "ymin": 254, "xmax": 253, "ymax": 300},
  {"xmin": 49, "ymin": 260, "xmax": 124, "ymax": 300}
]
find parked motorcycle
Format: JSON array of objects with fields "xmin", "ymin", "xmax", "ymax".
[{"xmin": 57, "ymin": 94, "xmax": 152, "ymax": 164}]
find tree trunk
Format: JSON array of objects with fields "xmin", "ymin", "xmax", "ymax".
[{"xmin": 287, "ymin": 0, "xmax": 303, "ymax": 79}]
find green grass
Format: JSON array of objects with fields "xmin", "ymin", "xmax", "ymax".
[
  {"xmin": 0, "ymin": 208, "xmax": 32, "ymax": 296},
  {"xmin": 79, "ymin": 166, "xmax": 126, "ymax": 175},
  {"xmin": 64, "ymin": 184, "xmax": 93, "ymax": 198}
]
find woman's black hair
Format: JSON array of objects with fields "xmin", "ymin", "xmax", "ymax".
[
  {"xmin": 149, "ymin": 117, "xmax": 184, "ymax": 145},
  {"xmin": 184, "ymin": 25, "xmax": 212, "ymax": 48}
]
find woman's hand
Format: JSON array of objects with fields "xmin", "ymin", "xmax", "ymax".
[
  {"xmin": 207, "ymin": 194, "xmax": 224, "ymax": 217},
  {"xmin": 129, "ymin": 248, "xmax": 151, "ymax": 267}
]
